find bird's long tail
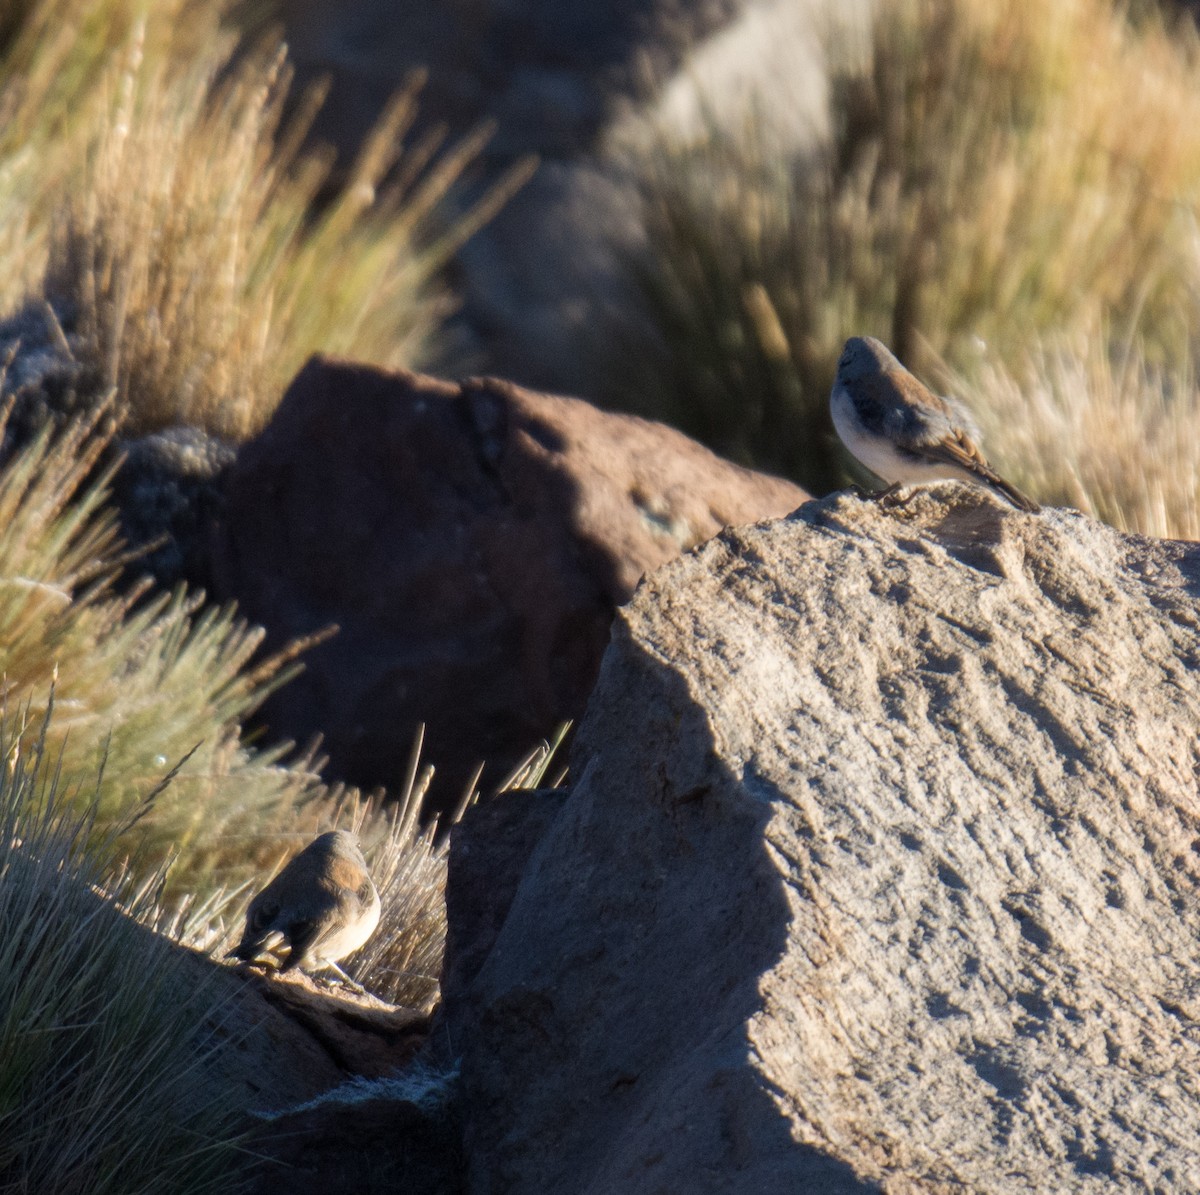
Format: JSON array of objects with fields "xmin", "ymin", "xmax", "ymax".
[{"xmin": 977, "ymin": 465, "xmax": 1040, "ymax": 513}]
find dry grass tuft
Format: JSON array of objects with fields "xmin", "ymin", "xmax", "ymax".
[
  {"xmin": 956, "ymin": 333, "xmax": 1200, "ymax": 540},
  {"xmin": 0, "ymin": 395, "xmax": 340, "ymax": 899},
  {"xmin": 0, "ymin": 0, "xmax": 218, "ymax": 301},
  {"xmin": 0, "ymin": 712, "xmax": 247, "ymax": 1194},
  {"xmin": 1, "ymin": 0, "xmax": 531, "ymax": 440},
  {"xmin": 352, "ymin": 727, "xmax": 569, "ymax": 1008}
]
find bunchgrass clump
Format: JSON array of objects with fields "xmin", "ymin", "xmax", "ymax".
[
  {"xmin": 0, "ymin": 711, "xmax": 248, "ymax": 1194},
  {"xmin": 606, "ymin": 0, "xmax": 1200, "ymax": 497},
  {"xmin": 0, "ymin": 0, "xmax": 530, "ymax": 440},
  {"xmin": 0, "ymin": 0, "xmax": 220, "ymax": 303},
  {"xmin": 0, "ymin": 402, "xmax": 328, "ymax": 895}
]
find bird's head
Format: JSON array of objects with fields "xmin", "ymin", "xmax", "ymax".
[{"xmin": 836, "ymin": 336, "xmax": 901, "ymax": 383}]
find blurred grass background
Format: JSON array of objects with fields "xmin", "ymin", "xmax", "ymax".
[
  {"xmin": 2, "ymin": 0, "xmax": 1200, "ymax": 1182},
  {"xmin": 601, "ymin": 0, "xmax": 1200, "ymax": 520}
]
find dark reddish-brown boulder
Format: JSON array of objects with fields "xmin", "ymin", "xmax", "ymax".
[{"xmin": 214, "ymin": 357, "xmax": 807, "ymax": 800}]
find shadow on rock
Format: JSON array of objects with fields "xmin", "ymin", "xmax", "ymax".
[{"xmin": 441, "ymin": 626, "xmax": 875, "ymax": 1193}]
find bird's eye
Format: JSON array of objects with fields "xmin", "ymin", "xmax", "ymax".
[{"xmin": 250, "ymin": 900, "xmax": 279, "ymax": 931}]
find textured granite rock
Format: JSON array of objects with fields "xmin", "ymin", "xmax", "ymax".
[
  {"xmin": 113, "ymin": 425, "xmax": 236, "ymax": 591},
  {"xmin": 444, "ymin": 483, "xmax": 1200, "ymax": 1191}
]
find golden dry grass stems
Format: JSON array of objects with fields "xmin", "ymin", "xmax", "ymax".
[
  {"xmin": 614, "ymin": 0, "xmax": 1200, "ymax": 505},
  {"xmin": 350, "ymin": 728, "xmax": 568, "ymax": 1009},
  {"xmin": 850, "ymin": 0, "xmax": 1200, "ymax": 364},
  {"xmin": 0, "ymin": 0, "xmax": 222, "ymax": 300},
  {"xmin": 0, "ymin": 0, "xmax": 532, "ymax": 440},
  {"xmin": 955, "ymin": 333, "xmax": 1200, "ymax": 541}
]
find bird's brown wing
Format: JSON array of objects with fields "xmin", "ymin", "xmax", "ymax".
[
  {"xmin": 919, "ymin": 425, "xmax": 993, "ymax": 474},
  {"xmin": 852, "ymin": 369, "xmax": 969, "ymax": 445},
  {"xmin": 849, "ymin": 366, "xmax": 1039, "ymax": 512},
  {"xmin": 277, "ymin": 916, "xmax": 322, "ymax": 972},
  {"xmin": 919, "ymin": 429, "xmax": 1040, "ymax": 513},
  {"xmin": 277, "ymin": 894, "xmax": 350, "ymax": 971}
]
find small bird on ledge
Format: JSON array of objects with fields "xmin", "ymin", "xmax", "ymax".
[
  {"xmin": 830, "ymin": 335, "xmax": 1039, "ymax": 513},
  {"xmin": 229, "ymin": 829, "xmax": 381, "ymax": 992}
]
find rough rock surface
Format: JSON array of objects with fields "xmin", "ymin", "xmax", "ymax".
[
  {"xmin": 192, "ymin": 955, "xmax": 449, "ymax": 1192},
  {"xmin": 0, "ymin": 301, "xmax": 99, "ymax": 432},
  {"xmin": 247, "ymin": 1070, "xmax": 462, "ymax": 1195},
  {"xmin": 443, "ymin": 484, "xmax": 1200, "ymax": 1192},
  {"xmin": 223, "ymin": 967, "xmax": 430, "ymax": 1090},
  {"xmin": 0, "ymin": 301, "xmax": 235, "ymax": 594},
  {"xmin": 113, "ymin": 425, "xmax": 236, "ymax": 591},
  {"xmin": 443, "ymin": 789, "xmax": 568, "ymax": 1003},
  {"xmin": 213, "ymin": 356, "xmax": 806, "ymax": 800}
]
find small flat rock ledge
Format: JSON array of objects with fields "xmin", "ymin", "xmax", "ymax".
[{"xmin": 443, "ymin": 483, "xmax": 1200, "ymax": 1193}]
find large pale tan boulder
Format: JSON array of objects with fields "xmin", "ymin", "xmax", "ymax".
[{"xmin": 443, "ymin": 484, "xmax": 1200, "ymax": 1192}]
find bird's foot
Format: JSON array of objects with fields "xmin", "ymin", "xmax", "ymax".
[
  {"xmin": 320, "ymin": 961, "xmax": 369, "ymax": 995},
  {"xmin": 869, "ymin": 482, "xmax": 919, "ymax": 509}
]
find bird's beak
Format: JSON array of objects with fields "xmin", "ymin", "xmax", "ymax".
[{"xmin": 229, "ymin": 930, "xmax": 288, "ymax": 967}]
